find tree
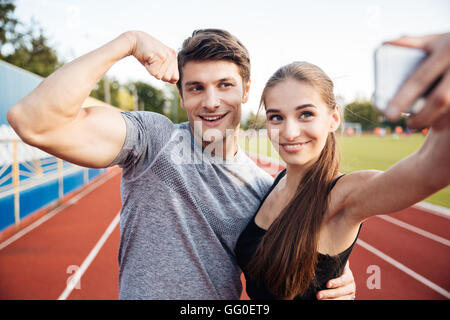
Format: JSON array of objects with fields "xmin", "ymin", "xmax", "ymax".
[
  {"xmin": 241, "ymin": 111, "xmax": 266, "ymax": 130},
  {"xmin": 129, "ymin": 81, "xmax": 167, "ymax": 114},
  {"xmin": 0, "ymin": 0, "xmax": 18, "ymax": 47},
  {"xmin": 117, "ymin": 87, "xmax": 134, "ymax": 111},
  {"xmin": 0, "ymin": 1, "xmax": 62, "ymax": 77},
  {"xmin": 344, "ymin": 100, "xmax": 382, "ymax": 131},
  {"xmin": 124, "ymin": 81, "xmax": 188, "ymax": 123},
  {"xmin": 165, "ymin": 84, "xmax": 188, "ymax": 123},
  {"xmin": 90, "ymin": 77, "xmax": 122, "ymax": 107},
  {"xmin": 2, "ymin": 26, "xmax": 61, "ymax": 77}
]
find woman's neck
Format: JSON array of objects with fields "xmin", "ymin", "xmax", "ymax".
[
  {"xmin": 284, "ymin": 163, "xmax": 308, "ymax": 192},
  {"xmin": 283, "ymin": 151, "xmax": 323, "ymax": 190},
  {"xmin": 284, "ymin": 159, "xmax": 342, "ymax": 192}
]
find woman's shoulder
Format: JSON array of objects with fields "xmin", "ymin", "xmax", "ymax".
[
  {"xmin": 333, "ymin": 169, "xmax": 383, "ymax": 193},
  {"xmin": 326, "ymin": 170, "xmax": 383, "ymax": 221}
]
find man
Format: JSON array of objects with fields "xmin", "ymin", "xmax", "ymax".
[{"xmin": 7, "ymin": 29, "xmax": 356, "ymax": 299}]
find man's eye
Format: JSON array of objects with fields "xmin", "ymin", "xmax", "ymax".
[
  {"xmin": 190, "ymin": 86, "xmax": 203, "ymax": 92},
  {"xmin": 268, "ymin": 115, "xmax": 283, "ymax": 121},
  {"xmin": 219, "ymin": 83, "xmax": 233, "ymax": 88}
]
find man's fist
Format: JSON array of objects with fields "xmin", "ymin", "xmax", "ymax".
[{"xmin": 125, "ymin": 31, "xmax": 179, "ymax": 84}]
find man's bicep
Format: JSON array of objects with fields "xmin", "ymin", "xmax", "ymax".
[{"xmin": 34, "ymin": 106, "xmax": 127, "ymax": 168}]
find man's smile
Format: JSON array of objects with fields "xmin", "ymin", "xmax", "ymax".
[{"xmin": 198, "ymin": 112, "xmax": 230, "ymax": 127}]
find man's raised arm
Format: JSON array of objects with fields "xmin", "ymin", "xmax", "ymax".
[{"xmin": 7, "ymin": 31, "xmax": 178, "ymax": 168}]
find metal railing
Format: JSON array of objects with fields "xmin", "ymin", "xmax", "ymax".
[{"xmin": 0, "ymin": 138, "xmax": 103, "ymax": 229}]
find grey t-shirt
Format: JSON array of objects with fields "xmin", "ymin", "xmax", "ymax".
[{"xmin": 109, "ymin": 111, "xmax": 273, "ymax": 299}]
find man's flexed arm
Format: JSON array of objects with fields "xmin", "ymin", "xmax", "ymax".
[{"xmin": 7, "ymin": 31, "xmax": 178, "ymax": 168}]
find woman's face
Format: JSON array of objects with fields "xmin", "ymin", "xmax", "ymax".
[{"xmin": 264, "ymin": 79, "xmax": 340, "ymax": 167}]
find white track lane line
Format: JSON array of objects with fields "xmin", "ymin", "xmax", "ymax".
[
  {"xmin": 0, "ymin": 169, "xmax": 119, "ymax": 251},
  {"xmin": 57, "ymin": 212, "xmax": 120, "ymax": 300},
  {"xmin": 377, "ymin": 215, "xmax": 450, "ymax": 247},
  {"xmin": 413, "ymin": 202, "xmax": 450, "ymax": 219},
  {"xmin": 356, "ymin": 239, "xmax": 450, "ymax": 299}
]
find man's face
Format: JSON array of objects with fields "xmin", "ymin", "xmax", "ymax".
[{"xmin": 179, "ymin": 60, "xmax": 250, "ymax": 145}]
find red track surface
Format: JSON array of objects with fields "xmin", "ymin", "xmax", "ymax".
[{"xmin": 0, "ymin": 162, "xmax": 449, "ymax": 300}]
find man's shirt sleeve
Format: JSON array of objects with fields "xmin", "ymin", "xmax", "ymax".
[{"xmin": 108, "ymin": 111, "xmax": 175, "ymax": 175}]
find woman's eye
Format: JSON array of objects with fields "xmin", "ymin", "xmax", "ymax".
[
  {"xmin": 300, "ymin": 111, "xmax": 314, "ymax": 119},
  {"xmin": 219, "ymin": 83, "xmax": 232, "ymax": 88},
  {"xmin": 268, "ymin": 115, "xmax": 283, "ymax": 121}
]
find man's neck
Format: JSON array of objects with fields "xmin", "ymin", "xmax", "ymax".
[{"xmin": 190, "ymin": 125, "xmax": 240, "ymax": 159}]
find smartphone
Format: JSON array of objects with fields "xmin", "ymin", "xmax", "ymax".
[{"xmin": 374, "ymin": 44, "xmax": 433, "ymax": 115}]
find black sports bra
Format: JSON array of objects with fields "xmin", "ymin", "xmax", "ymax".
[{"xmin": 235, "ymin": 169, "xmax": 362, "ymax": 300}]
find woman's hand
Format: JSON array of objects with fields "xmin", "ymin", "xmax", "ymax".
[
  {"xmin": 385, "ymin": 33, "xmax": 450, "ymax": 129},
  {"xmin": 124, "ymin": 31, "xmax": 179, "ymax": 84},
  {"xmin": 316, "ymin": 261, "xmax": 356, "ymax": 300}
]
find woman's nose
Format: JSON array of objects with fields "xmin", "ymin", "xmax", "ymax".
[{"xmin": 282, "ymin": 119, "xmax": 301, "ymax": 141}]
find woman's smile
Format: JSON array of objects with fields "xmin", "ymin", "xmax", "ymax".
[{"xmin": 280, "ymin": 141, "xmax": 311, "ymax": 153}]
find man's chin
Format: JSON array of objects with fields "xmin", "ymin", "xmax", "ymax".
[
  {"xmin": 201, "ymin": 128, "xmax": 227, "ymax": 146},
  {"xmin": 201, "ymin": 123, "xmax": 238, "ymax": 138},
  {"xmin": 189, "ymin": 119, "xmax": 239, "ymax": 145}
]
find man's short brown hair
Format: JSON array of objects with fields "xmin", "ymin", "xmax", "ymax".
[{"xmin": 176, "ymin": 29, "xmax": 251, "ymax": 95}]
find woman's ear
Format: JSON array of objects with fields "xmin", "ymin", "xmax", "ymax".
[
  {"xmin": 242, "ymin": 79, "xmax": 251, "ymax": 103},
  {"xmin": 330, "ymin": 105, "xmax": 341, "ymax": 132}
]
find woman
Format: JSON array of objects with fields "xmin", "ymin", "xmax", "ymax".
[{"xmin": 235, "ymin": 61, "xmax": 450, "ymax": 300}]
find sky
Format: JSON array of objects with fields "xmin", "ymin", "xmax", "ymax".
[{"xmin": 13, "ymin": 0, "xmax": 450, "ymax": 119}]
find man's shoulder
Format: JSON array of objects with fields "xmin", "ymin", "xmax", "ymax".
[
  {"xmin": 110, "ymin": 111, "xmax": 177, "ymax": 171},
  {"xmin": 238, "ymin": 153, "xmax": 275, "ymax": 189},
  {"xmin": 121, "ymin": 110, "xmax": 174, "ymax": 127},
  {"xmin": 121, "ymin": 110, "xmax": 180, "ymax": 144}
]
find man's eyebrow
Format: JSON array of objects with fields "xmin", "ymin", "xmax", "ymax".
[
  {"xmin": 266, "ymin": 104, "xmax": 317, "ymax": 113},
  {"xmin": 184, "ymin": 78, "xmax": 237, "ymax": 87},
  {"xmin": 218, "ymin": 77, "xmax": 237, "ymax": 83},
  {"xmin": 184, "ymin": 81, "xmax": 202, "ymax": 87}
]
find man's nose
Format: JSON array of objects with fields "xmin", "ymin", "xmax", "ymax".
[{"xmin": 203, "ymin": 87, "xmax": 220, "ymax": 111}]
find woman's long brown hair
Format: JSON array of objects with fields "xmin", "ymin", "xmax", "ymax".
[{"xmin": 247, "ymin": 62, "xmax": 341, "ymax": 299}]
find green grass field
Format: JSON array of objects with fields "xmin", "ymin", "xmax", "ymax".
[{"xmin": 239, "ymin": 134, "xmax": 450, "ymax": 208}]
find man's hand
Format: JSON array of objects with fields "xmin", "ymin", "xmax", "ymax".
[
  {"xmin": 125, "ymin": 31, "xmax": 179, "ymax": 84},
  {"xmin": 316, "ymin": 261, "xmax": 356, "ymax": 300},
  {"xmin": 385, "ymin": 32, "xmax": 450, "ymax": 129}
]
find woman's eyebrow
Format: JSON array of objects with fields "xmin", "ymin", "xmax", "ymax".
[
  {"xmin": 266, "ymin": 104, "xmax": 317, "ymax": 114},
  {"xmin": 295, "ymin": 104, "xmax": 317, "ymax": 110}
]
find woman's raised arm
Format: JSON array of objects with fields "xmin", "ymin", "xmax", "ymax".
[{"xmin": 341, "ymin": 124, "xmax": 450, "ymax": 223}]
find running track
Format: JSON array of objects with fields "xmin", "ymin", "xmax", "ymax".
[{"xmin": 0, "ymin": 161, "xmax": 449, "ymax": 300}]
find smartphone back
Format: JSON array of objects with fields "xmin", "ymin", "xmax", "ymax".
[{"xmin": 374, "ymin": 44, "xmax": 428, "ymax": 113}]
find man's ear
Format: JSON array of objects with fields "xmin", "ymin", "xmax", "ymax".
[
  {"xmin": 242, "ymin": 79, "xmax": 251, "ymax": 103},
  {"xmin": 330, "ymin": 105, "xmax": 341, "ymax": 132},
  {"xmin": 180, "ymin": 96, "xmax": 186, "ymax": 110},
  {"xmin": 177, "ymin": 86, "xmax": 186, "ymax": 110}
]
